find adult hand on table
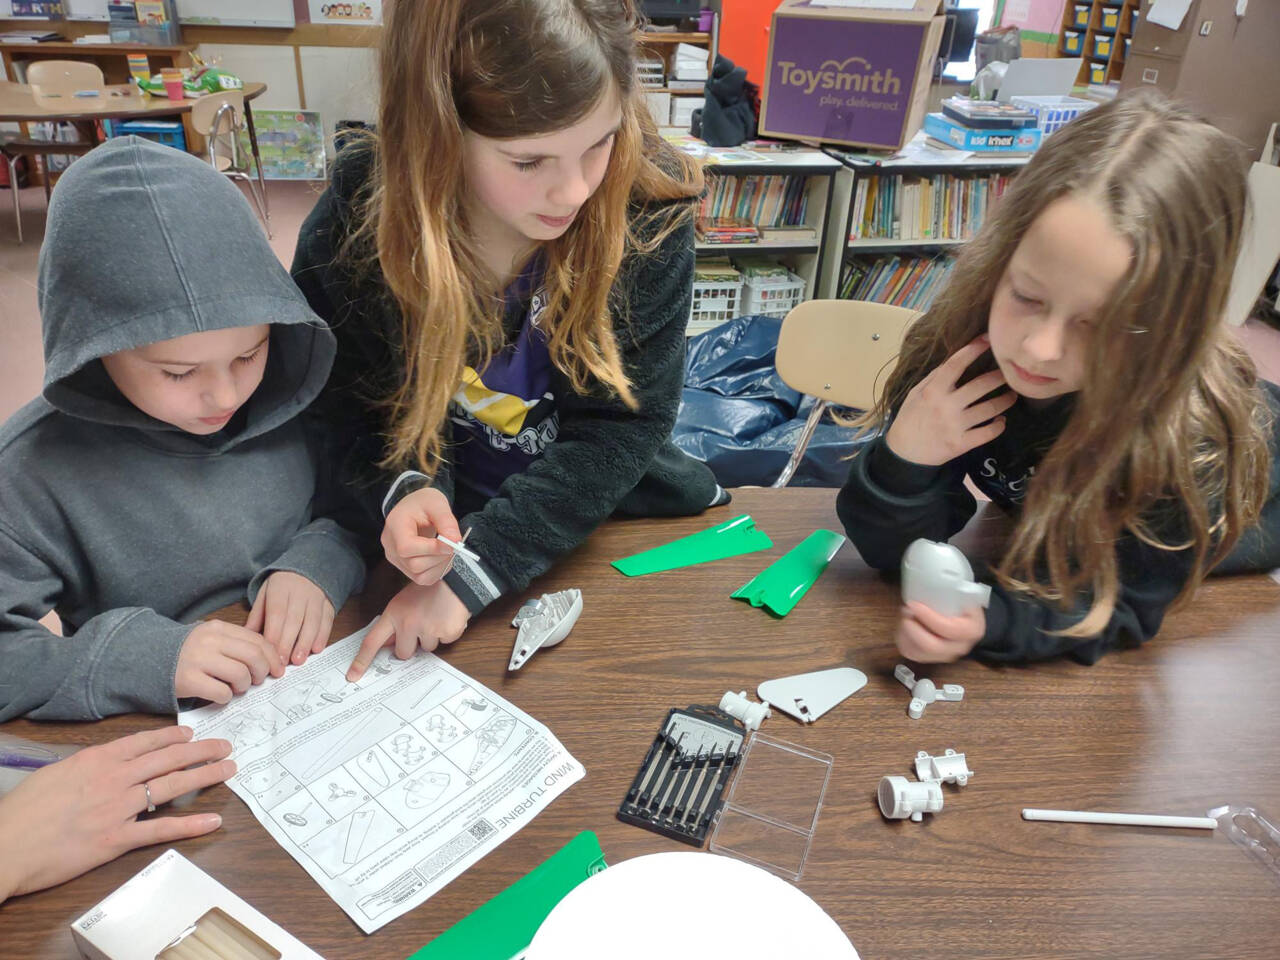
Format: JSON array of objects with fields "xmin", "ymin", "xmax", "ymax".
[
  {"xmin": 346, "ymin": 581, "xmax": 471, "ymax": 681},
  {"xmin": 382, "ymin": 487, "xmax": 465, "ymax": 586},
  {"xmin": 0, "ymin": 726, "xmax": 234, "ymax": 904}
]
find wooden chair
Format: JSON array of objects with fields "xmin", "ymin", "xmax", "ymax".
[
  {"xmin": 771, "ymin": 299, "xmax": 919, "ymax": 487},
  {"xmin": 0, "ymin": 61, "xmax": 105, "ymax": 243},
  {"xmin": 189, "ymin": 91, "xmax": 271, "ymax": 237}
]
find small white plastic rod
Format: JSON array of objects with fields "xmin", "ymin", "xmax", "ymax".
[{"xmin": 1021, "ymin": 808, "xmax": 1218, "ymax": 830}]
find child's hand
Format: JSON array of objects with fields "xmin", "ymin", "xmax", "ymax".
[
  {"xmin": 245, "ymin": 571, "xmax": 335, "ymax": 667},
  {"xmin": 346, "ymin": 582, "xmax": 470, "ymax": 681},
  {"xmin": 896, "ymin": 601, "xmax": 985, "ymax": 663},
  {"xmin": 175, "ymin": 621, "xmax": 284, "ymax": 704},
  {"xmin": 886, "ymin": 335, "xmax": 1016, "ymax": 465},
  {"xmin": 382, "ymin": 487, "xmax": 465, "ymax": 586}
]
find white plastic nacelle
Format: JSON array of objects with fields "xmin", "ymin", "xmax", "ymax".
[
  {"xmin": 901, "ymin": 539, "xmax": 992, "ymax": 617},
  {"xmin": 878, "ymin": 776, "xmax": 944, "ymax": 822},
  {"xmin": 914, "ymin": 749, "xmax": 973, "ymax": 787}
]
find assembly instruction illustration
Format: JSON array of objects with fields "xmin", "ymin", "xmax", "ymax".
[{"xmin": 179, "ymin": 623, "xmax": 584, "ymax": 933}]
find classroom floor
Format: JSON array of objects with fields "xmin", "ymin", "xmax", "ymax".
[{"xmin": 1, "ymin": 178, "xmax": 1279, "ymax": 425}]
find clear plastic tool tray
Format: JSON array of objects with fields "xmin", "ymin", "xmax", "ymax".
[{"xmin": 709, "ymin": 733, "xmax": 834, "ymax": 882}]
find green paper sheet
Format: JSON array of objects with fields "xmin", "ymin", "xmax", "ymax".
[
  {"xmin": 732, "ymin": 529, "xmax": 846, "ymax": 616},
  {"xmin": 407, "ymin": 831, "xmax": 606, "ymax": 960},
  {"xmin": 611, "ymin": 514, "xmax": 773, "ymax": 576}
]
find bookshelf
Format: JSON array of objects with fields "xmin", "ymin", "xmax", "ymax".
[
  {"xmin": 696, "ymin": 147, "xmax": 842, "ymax": 301},
  {"xmin": 824, "ymin": 133, "xmax": 1031, "ymax": 311},
  {"xmin": 1059, "ymin": 0, "xmax": 1142, "ymax": 87}
]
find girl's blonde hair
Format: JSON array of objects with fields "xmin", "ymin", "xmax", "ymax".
[
  {"xmin": 861, "ymin": 90, "xmax": 1272, "ymax": 635},
  {"xmin": 356, "ymin": 0, "xmax": 702, "ymax": 474}
]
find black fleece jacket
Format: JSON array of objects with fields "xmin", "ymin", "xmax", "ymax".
[
  {"xmin": 837, "ymin": 381, "xmax": 1280, "ymax": 664},
  {"xmin": 291, "ymin": 144, "xmax": 723, "ymax": 614}
]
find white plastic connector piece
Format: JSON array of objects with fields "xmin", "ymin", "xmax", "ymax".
[
  {"xmin": 878, "ymin": 775, "xmax": 944, "ymax": 822},
  {"xmin": 508, "ymin": 589, "xmax": 582, "ymax": 671},
  {"xmin": 901, "ymin": 539, "xmax": 992, "ymax": 616},
  {"xmin": 719, "ymin": 690, "xmax": 771, "ymax": 732},
  {"xmin": 894, "ymin": 664, "xmax": 964, "ymax": 719},
  {"xmin": 914, "ymin": 749, "xmax": 973, "ymax": 787}
]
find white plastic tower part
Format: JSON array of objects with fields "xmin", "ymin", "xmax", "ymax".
[
  {"xmin": 894, "ymin": 664, "xmax": 964, "ymax": 719},
  {"xmin": 914, "ymin": 749, "xmax": 973, "ymax": 786},
  {"xmin": 757, "ymin": 667, "xmax": 868, "ymax": 724},
  {"xmin": 508, "ymin": 589, "xmax": 583, "ymax": 671},
  {"xmin": 901, "ymin": 539, "xmax": 992, "ymax": 617},
  {"xmin": 877, "ymin": 776, "xmax": 944, "ymax": 822},
  {"xmin": 718, "ymin": 690, "xmax": 771, "ymax": 732}
]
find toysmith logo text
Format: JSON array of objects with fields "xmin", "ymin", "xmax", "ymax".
[{"xmin": 776, "ymin": 57, "xmax": 902, "ymax": 96}]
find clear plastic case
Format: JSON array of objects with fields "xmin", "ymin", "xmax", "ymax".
[
  {"xmin": 709, "ymin": 733, "xmax": 834, "ymax": 882},
  {"xmin": 1208, "ymin": 804, "xmax": 1280, "ymax": 885}
]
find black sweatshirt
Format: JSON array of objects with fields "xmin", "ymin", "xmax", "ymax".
[
  {"xmin": 837, "ymin": 381, "xmax": 1280, "ymax": 664},
  {"xmin": 291, "ymin": 144, "xmax": 724, "ymax": 615}
]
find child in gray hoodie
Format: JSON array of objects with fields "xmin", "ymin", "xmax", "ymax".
[{"xmin": 0, "ymin": 137, "xmax": 365, "ymax": 722}]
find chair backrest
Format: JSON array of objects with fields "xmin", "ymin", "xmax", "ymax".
[
  {"xmin": 775, "ymin": 299, "xmax": 919, "ymax": 412},
  {"xmin": 190, "ymin": 92, "xmax": 246, "ymax": 169},
  {"xmin": 27, "ymin": 60, "xmax": 105, "ymax": 96},
  {"xmin": 189, "ymin": 91, "xmax": 245, "ymax": 137}
]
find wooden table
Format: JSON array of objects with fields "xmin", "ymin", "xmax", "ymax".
[
  {"xmin": 0, "ymin": 81, "xmax": 268, "ymax": 198},
  {"xmin": 2, "ymin": 488, "xmax": 1279, "ymax": 959}
]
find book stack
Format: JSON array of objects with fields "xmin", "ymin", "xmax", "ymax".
[
  {"xmin": 701, "ymin": 174, "xmax": 811, "ymax": 229},
  {"xmin": 849, "ymin": 171, "xmax": 1014, "ymax": 242},
  {"xmin": 840, "ymin": 254, "xmax": 956, "ymax": 311},
  {"xmin": 695, "ymin": 216, "xmax": 759, "ymax": 244},
  {"xmin": 922, "ymin": 97, "xmax": 1043, "ymax": 154},
  {"xmin": 0, "ymin": 29, "xmax": 65, "ymax": 43}
]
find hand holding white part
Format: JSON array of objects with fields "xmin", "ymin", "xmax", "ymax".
[{"xmin": 901, "ymin": 539, "xmax": 991, "ymax": 617}]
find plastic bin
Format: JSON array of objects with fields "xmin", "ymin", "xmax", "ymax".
[
  {"xmin": 1063, "ymin": 30, "xmax": 1082, "ymax": 55},
  {"xmin": 1089, "ymin": 62, "xmax": 1107, "ymax": 84},
  {"xmin": 1101, "ymin": 5, "xmax": 1120, "ymax": 31},
  {"xmin": 740, "ymin": 270, "xmax": 806, "ymax": 319},
  {"xmin": 1094, "ymin": 34, "xmax": 1112, "ymax": 57},
  {"xmin": 1072, "ymin": 3, "xmax": 1090, "ymax": 28},
  {"xmin": 688, "ymin": 277, "xmax": 741, "ymax": 335},
  {"xmin": 107, "ymin": 119, "xmax": 187, "ymax": 151},
  {"xmin": 1010, "ymin": 95, "xmax": 1099, "ymax": 135},
  {"xmin": 1130, "ymin": 7, "xmax": 1139, "ymax": 33}
]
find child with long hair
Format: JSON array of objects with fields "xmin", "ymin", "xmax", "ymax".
[
  {"xmin": 838, "ymin": 91, "xmax": 1280, "ymax": 665},
  {"xmin": 292, "ymin": 0, "xmax": 726, "ymax": 678}
]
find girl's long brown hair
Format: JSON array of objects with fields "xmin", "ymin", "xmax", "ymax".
[
  {"xmin": 861, "ymin": 90, "xmax": 1272, "ymax": 635},
  {"xmin": 357, "ymin": 0, "xmax": 702, "ymax": 474}
]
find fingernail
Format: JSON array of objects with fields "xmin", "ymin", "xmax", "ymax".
[
  {"xmin": 206, "ymin": 814, "xmax": 223, "ymax": 829},
  {"xmin": 225, "ymin": 760, "xmax": 237, "ymax": 775}
]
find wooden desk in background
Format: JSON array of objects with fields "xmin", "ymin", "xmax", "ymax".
[
  {"xmin": 1, "ymin": 489, "xmax": 1278, "ymax": 959},
  {"xmin": 0, "ymin": 80, "xmax": 268, "ymax": 199}
]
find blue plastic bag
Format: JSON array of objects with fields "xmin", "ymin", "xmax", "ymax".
[{"xmin": 673, "ymin": 316, "xmax": 872, "ymax": 487}]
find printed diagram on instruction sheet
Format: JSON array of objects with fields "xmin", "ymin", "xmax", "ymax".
[{"xmin": 180, "ymin": 629, "xmax": 583, "ymax": 933}]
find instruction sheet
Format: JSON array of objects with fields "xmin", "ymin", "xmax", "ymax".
[{"xmin": 178, "ymin": 624, "xmax": 584, "ymax": 934}]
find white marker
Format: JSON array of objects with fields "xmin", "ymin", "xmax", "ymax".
[
  {"xmin": 437, "ymin": 533, "xmax": 481, "ymax": 563},
  {"xmin": 1022, "ymin": 808, "xmax": 1218, "ymax": 830}
]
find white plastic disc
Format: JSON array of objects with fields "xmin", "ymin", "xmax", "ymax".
[{"xmin": 525, "ymin": 851, "xmax": 859, "ymax": 959}]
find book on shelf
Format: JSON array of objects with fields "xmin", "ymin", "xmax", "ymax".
[
  {"xmin": 701, "ymin": 174, "xmax": 811, "ymax": 229},
  {"xmin": 694, "ymin": 257, "xmax": 741, "ymax": 282},
  {"xmin": 0, "ymin": 29, "xmax": 65, "ymax": 42},
  {"xmin": 759, "ymin": 225, "xmax": 817, "ymax": 242},
  {"xmin": 849, "ymin": 171, "xmax": 1013, "ymax": 242},
  {"xmin": 696, "ymin": 216, "xmax": 760, "ymax": 244},
  {"xmin": 667, "ymin": 79, "xmax": 706, "ymax": 91},
  {"xmin": 940, "ymin": 97, "xmax": 1038, "ymax": 130},
  {"xmin": 840, "ymin": 253, "xmax": 956, "ymax": 312},
  {"xmin": 732, "ymin": 256, "xmax": 792, "ymax": 279}
]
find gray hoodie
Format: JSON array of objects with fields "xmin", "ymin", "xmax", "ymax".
[{"xmin": 0, "ymin": 137, "xmax": 365, "ymax": 722}]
